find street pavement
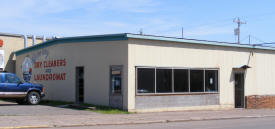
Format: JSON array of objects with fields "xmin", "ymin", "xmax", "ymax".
[
  {"xmin": 42, "ymin": 117, "xmax": 275, "ymax": 129},
  {"xmin": 1, "ymin": 100, "xmax": 275, "ymax": 129},
  {"xmin": 0, "ymin": 100, "xmax": 97, "ymax": 116}
]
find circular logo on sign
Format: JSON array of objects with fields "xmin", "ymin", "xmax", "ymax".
[{"xmin": 22, "ymin": 57, "xmax": 32, "ymax": 82}]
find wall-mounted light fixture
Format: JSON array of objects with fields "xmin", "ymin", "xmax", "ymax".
[{"xmin": 240, "ymin": 65, "xmax": 251, "ymax": 69}]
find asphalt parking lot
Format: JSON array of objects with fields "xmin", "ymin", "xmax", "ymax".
[
  {"xmin": 0, "ymin": 100, "xmax": 97, "ymax": 116},
  {"xmin": 2, "ymin": 99, "xmax": 275, "ymax": 129}
]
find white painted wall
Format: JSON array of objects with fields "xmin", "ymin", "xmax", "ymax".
[
  {"xmin": 128, "ymin": 38, "xmax": 275, "ymax": 110},
  {"xmin": 15, "ymin": 37, "xmax": 275, "ymax": 111},
  {"xmin": 16, "ymin": 41, "xmax": 128, "ymax": 108}
]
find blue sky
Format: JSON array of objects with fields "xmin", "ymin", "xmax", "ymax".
[{"xmin": 1, "ymin": 0, "xmax": 275, "ymax": 44}]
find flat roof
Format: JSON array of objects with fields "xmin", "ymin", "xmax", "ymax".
[
  {"xmin": 0, "ymin": 32, "xmax": 49, "ymax": 40},
  {"xmin": 15, "ymin": 33, "xmax": 275, "ymax": 56}
]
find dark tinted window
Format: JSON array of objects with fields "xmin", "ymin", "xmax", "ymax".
[
  {"xmin": 137, "ymin": 68, "xmax": 155, "ymax": 93},
  {"xmin": 156, "ymin": 69, "xmax": 172, "ymax": 93},
  {"xmin": 5, "ymin": 74, "xmax": 21, "ymax": 83},
  {"xmin": 136, "ymin": 67, "xmax": 219, "ymax": 94},
  {"xmin": 174, "ymin": 69, "xmax": 189, "ymax": 92},
  {"xmin": 205, "ymin": 70, "xmax": 218, "ymax": 92},
  {"xmin": 76, "ymin": 67, "xmax": 84, "ymax": 103},
  {"xmin": 190, "ymin": 70, "xmax": 204, "ymax": 92}
]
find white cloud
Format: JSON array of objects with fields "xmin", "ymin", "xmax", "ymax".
[{"xmin": 0, "ymin": 0, "xmax": 234, "ymax": 40}]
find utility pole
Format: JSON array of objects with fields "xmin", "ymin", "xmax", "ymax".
[
  {"xmin": 139, "ymin": 28, "xmax": 143, "ymax": 35},
  {"xmin": 181, "ymin": 27, "xmax": 184, "ymax": 38},
  {"xmin": 233, "ymin": 17, "xmax": 246, "ymax": 44},
  {"xmin": 249, "ymin": 35, "xmax": 251, "ymax": 45}
]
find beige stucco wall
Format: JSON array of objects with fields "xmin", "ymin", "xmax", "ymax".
[
  {"xmin": 16, "ymin": 41, "xmax": 128, "ymax": 108},
  {"xmin": 0, "ymin": 36, "xmax": 43, "ymax": 73},
  {"xmin": 14, "ymin": 37, "xmax": 275, "ymax": 111},
  {"xmin": 127, "ymin": 38, "xmax": 275, "ymax": 110},
  {"xmin": 254, "ymin": 51, "xmax": 275, "ymax": 95}
]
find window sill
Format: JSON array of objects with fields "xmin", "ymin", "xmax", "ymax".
[{"xmin": 136, "ymin": 92, "xmax": 219, "ymax": 96}]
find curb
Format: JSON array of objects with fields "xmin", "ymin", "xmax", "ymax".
[
  {"xmin": 2, "ymin": 115, "xmax": 275, "ymax": 129},
  {"xmin": 0, "ymin": 125, "xmax": 49, "ymax": 129},
  {"xmin": 54, "ymin": 115, "xmax": 275, "ymax": 128}
]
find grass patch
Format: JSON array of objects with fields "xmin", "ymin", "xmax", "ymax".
[
  {"xmin": 40, "ymin": 100, "xmax": 130, "ymax": 114},
  {"xmin": 40, "ymin": 100, "xmax": 73, "ymax": 106},
  {"xmin": 83, "ymin": 104, "xmax": 130, "ymax": 114}
]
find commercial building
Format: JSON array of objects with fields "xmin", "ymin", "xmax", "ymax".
[
  {"xmin": 15, "ymin": 33, "xmax": 275, "ymax": 112},
  {"xmin": 0, "ymin": 32, "xmax": 45, "ymax": 73}
]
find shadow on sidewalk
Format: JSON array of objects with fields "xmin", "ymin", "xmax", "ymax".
[{"xmin": 40, "ymin": 100, "xmax": 131, "ymax": 114}]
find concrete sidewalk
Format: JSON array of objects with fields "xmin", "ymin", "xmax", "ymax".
[{"xmin": 1, "ymin": 109, "xmax": 275, "ymax": 129}]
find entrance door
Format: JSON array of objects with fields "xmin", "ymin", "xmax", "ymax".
[
  {"xmin": 109, "ymin": 66, "xmax": 123, "ymax": 109},
  {"xmin": 76, "ymin": 67, "xmax": 84, "ymax": 104},
  {"xmin": 235, "ymin": 73, "xmax": 245, "ymax": 108}
]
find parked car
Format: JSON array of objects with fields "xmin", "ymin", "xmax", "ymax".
[{"xmin": 0, "ymin": 72, "xmax": 45, "ymax": 105}]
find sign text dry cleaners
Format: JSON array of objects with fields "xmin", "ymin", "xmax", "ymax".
[{"xmin": 33, "ymin": 59, "xmax": 67, "ymax": 81}]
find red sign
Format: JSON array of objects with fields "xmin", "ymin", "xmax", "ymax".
[
  {"xmin": 33, "ymin": 59, "xmax": 67, "ymax": 81},
  {"xmin": 34, "ymin": 73, "xmax": 66, "ymax": 81},
  {"xmin": 0, "ymin": 39, "xmax": 3, "ymax": 47},
  {"xmin": 34, "ymin": 59, "xmax": 66, "ymax": 68}
]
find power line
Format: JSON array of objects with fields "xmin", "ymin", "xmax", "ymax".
[
  {"xmin": 249, "ymin": 35, "xmax": 266, "ymax": 44},
  {"xmin": 246, "ymin": 35, "xmax": 275, "ymax": 47},
  {"xmin": 235, "ymin": 34, "xmax": 275, "ymax": 46},
  {"xmin": 240, "ymin": 35, "xmax": 249, "ymax": 43}
]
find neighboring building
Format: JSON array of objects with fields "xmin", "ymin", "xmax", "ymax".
[
  {"xmin": 14, "ymin": 33, "xmax": 275, "ymax": 112},
  {"xmin": 0, "ymin": 32, "xmax": 45, "ymax": 73}
]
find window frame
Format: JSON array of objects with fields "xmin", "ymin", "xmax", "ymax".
[
  {"xmin": 110, "ymin": 65, "xmax": 123, "ymax": 95},
  {"xmin": 204, "ymin": 69, "xmax": 219, "ymax": 92},
  {"xmin": 5, "ymin": 73, "xmax": 21, "ymax": 84},
  {"xmin": 173, "ymin": 68, "xmax": 190, "ymax": 93},
  {"xmin": 155, "ymin": 68, "xmax": 173, "ymax": 93},
  {"xmin": 136, "ymin": 67, "xmax": 219, "ymax": 96},
  {"xmin": 189, "ymin": 69, "xmax": 205, "ymax": 92},
  {"xmin": 136, "ymin": 67, "xmax": 156, "ymax": 94}
]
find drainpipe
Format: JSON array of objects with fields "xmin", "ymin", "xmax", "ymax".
[
  {"xmin": 32, "ymin": 35, "xmax": 36, "ymax": 45},
  {"xmin": 42, "ymin": 35, "xmax": 46, "ymax": 42},
  {"xmin": 23, "ymin": 35, "xmax": 27, "ymax": 48}
]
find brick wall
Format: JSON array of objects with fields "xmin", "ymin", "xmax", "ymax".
[{"xmin": 246, "ymin": 95, "xmax": 275, "ymax": 109}]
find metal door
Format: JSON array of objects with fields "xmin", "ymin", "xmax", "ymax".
[
  {"xmin": 75, "ymin": 67, "xmax": 84, "ymax": 104},
  {"xmin": 235, "ymin": 73, "xmax": 245, "ymax": 108},
  {"xmin": 109, "ymin": 66, "xmax": 123, "ymax": 109}
]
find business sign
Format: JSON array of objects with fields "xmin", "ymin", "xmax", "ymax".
[
  {"xmin": 0, "ymin": 39, "xmax": 3, "ymax": 47},
  {"xmin": 22, "ymin": 56, "xmax": 32, "ymax": 82},
  {"xmin": 33, "ymin": 59, "xmax": 67, "ymax": 81},
  {"xmin": 22, "ymin": 49, "xmax": 67, "ymax": 82}
]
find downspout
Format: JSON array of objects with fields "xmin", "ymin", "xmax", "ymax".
[
  {"xmin": 42, "ymin": 35, "xmax": 46, "ymax": 42},
  {"xmin": 23, "ymin": 35, "xmax": 27, "ymax": 48},
  {"xmin": 32, "ymin": 35, "xmax": 36, "ymax": 45}
]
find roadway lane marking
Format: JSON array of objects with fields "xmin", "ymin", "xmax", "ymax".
[{"xmin": 0, "ymin": 125, "xmax": 49, "ymax": 129}]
